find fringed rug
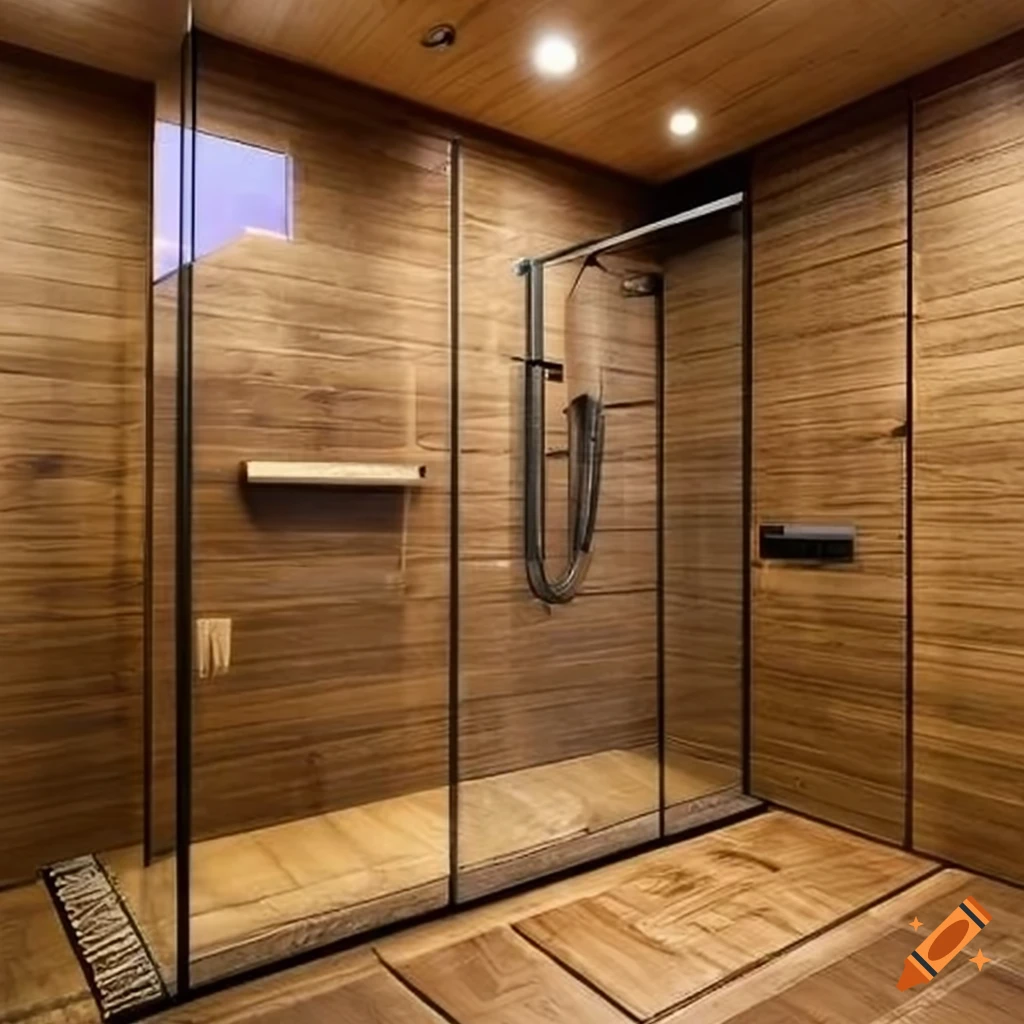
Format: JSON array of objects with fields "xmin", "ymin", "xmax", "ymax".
[{"xmin": 42, "ymin": 855, "xmax": 167, "ymax": 1019}]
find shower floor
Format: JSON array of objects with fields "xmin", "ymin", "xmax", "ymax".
[
  {"xmin": 0, "ymin": 879, "xmax": 100, "ymax": 1024},
  {"xmin": 13, "ymin": 810, "xmax": 989, "ymax": 1024},
  {"xmin": 102, "ymin": 747, "xmax": 753, "ymax": 986}
]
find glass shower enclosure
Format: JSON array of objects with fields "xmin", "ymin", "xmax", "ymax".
[{"xmin": 79, "ymin": 29, "xmax": 753, "ymax": 1010}]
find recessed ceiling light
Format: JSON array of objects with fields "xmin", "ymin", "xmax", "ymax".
[
  {"xmin": 421, "ymin": 23, "xmax": 457, "ymax": 50},
  {"xmin": 669, "ymin": 109, "xmax": 700, "ymax": 138},
  {"xmin": 534, "ymin": 35, "xmax": 578, "ymax": 77}
]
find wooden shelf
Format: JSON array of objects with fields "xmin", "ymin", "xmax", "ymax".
[{"xmin": 242, "ymin": 461, "xmax": 427, "ymax": 487}]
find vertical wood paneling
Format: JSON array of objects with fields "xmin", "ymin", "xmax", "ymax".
[
  {"xmin": 663, "ymin": 215, "xmax": 745, "ymax": 810},
  {"xmin": 0, "ymin": 45, "xmax": 149, "ymax": 885},
  {"xmin": 751, "ymin": 98, "xmax": 909, "ymax": 842},
  {"xmin": 913, "ymin": 57, "xmax": 1024, "ymax": 883}
]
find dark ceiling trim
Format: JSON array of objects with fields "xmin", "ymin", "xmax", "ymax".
[{"xmin": 913, "ymin": 26, "xmax": 1024, "ymax": 100}]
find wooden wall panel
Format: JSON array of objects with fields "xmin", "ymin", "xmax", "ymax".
[
  {"xmin": 458, "ymin": 143, "xmax": 656, "ymax": 790},
  {"xmin": 0, "ymin": 1, "xmax": 185, "ymax": 81},
  {"xmin": 188, "ymin": 40, "xmax": 451, "ymax": 841},
  {"xmin": 751, "ymin": 98, "xmax": 908, "ymax": 842},
  {"xmin": 0, "ymin": 46, "xmax": 149, "ymax": 884},
  {"xmin": 663, "ymin": 215, "xmax": 744, "ymax": 803},
  {"xmin": 913, "ymin": 57, "xmax": 1024, "ymax": 883},
  {"xmin": 150, "ymin": 275, "xmax": 179, "ymax": 853}
]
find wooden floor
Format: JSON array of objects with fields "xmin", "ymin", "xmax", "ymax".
[
  {"xmin": 0, "ymin": 880, "xmax": 99, "ymax": 1024},
  {"xmin": 101, "ymin": 748, "xmax": 752, "ymax": 986},
  {"xmin": 140, "ymin": 809, "xmax": 1024, "ymax": 1024},
  {"xmin": 10, "ymin": 810, "xmax": 1024, "ymax": 1024}
]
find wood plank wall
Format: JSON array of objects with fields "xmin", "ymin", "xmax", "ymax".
[
  {"xmin": 181, "ymin": 40, "xmax": 652, "ymax": 842},
  {"xmin": 913, "ymin": 56, "xmax": 1024, "ymax": 884},
  {"xmin": 751, "ymin": 97, "xmax": 909, "ymax": 843},
  {"xmin": 458, "ymin": 141, "xmax": 655, "ymax": 808},
  {"xmin": 186, "ymin": 40, "xmax": 452, "ymax": 840},
  {"xmin": 0, "ymin": 45, "xmax": 150, "ymax": 884},
  {"xmin": 663, "ymin": 215, "xmax": 745, "ymax": 802}
]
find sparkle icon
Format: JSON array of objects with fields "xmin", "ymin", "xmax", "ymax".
[
  {"xmin": 910, "ymin": 917, "xmax": 923, "ymax": 931},
  {"xmin": 968, "ymin": 949, "xmax": 991, "ymax": 972}
]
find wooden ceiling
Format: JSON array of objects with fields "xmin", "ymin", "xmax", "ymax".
[
  {"xmin": 2, "ymin": 1, "xmax": 1024, "ymax": 179},
  {"xmin": 195, "ymin": 0, "xmax": 1024, "ymax": 180}
]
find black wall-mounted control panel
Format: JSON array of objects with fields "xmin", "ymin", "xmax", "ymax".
[{"xmin": 759, "ymin": 524, "xmax": 855, "ymax": 563}]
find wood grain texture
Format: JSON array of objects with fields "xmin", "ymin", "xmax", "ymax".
[
  {"xmin": 241, "ymin": 462, "xmax": 427, "ymax": 487},
  {"xmin": 108, "ymin": 783, "xmax": 449, "ymax": 985},
  {"xmin": 664, "ymin": 213, "xmax": 745, "ymax": 812},
  {"xmin": 243, "ymin": 968, "xmax": 447, "ymax": 1024},
  {"xmin": 705, "ymin": 869, "xmax": 1024, "ymax": 1024},
  {"xmin": 149, "ymin": 949, "xmax": 384, "ymax": 1024},
  {"xmin": 144, "ymin": 812, "xmax": 941, "ymax": 1024},
  {"xmin": 148, "ymin": 272, "xmax": 178, "ymax": 871},
  {"xmin": 0, "ymin": 0, "xmax": 185, "ymax": 81},
  {"xmin": 659, "ymin": 868, "xmax": 964, "ymax": 1024},
  {"xmin": 187, "ymin": 39, "xmax": 451, "ymax": 844},
  {"xmin": 194, "ymin": 0, "xmax": 1024, "ymax": 180},
  {"xmin": 913, "ymin": 56, "xmax": 1024, "ymax": 884},
  {"xmin": 0, "ymin": 45, "xmax": 150, "ymax": 885},
  {"xmin": 0, "ymin": 881, "xmax": 100, "ymax": 1024},
  {"xmin": 516, "ymin": 811, "xmax": 932, "ymax": 1019},
  {"xmin": 457, "ymin": 139, "xmax": 657, "ymax": 883},
  {"xmin": 751, "ymin": 97, "xmax": 909, "ymax": 842},
  {"xmin": 388, "ymin": 926, "xmax": 631, "ymax": 1024},
  {"xmin": 109, "ymin": 749, "xmax": 674, "ymax": 982}
]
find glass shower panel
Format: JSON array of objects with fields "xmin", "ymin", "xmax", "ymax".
[
  {"xmin": 662, "ymin": 210, "xmax": 750, "ymax": 833},
  {"xmin": 187, "ymin": 37, "xmax": 451, "ymax": 985},
  {"xmin": 457, "ymin": 181, "xmax": 660, "ymax": 900},
  {"xmin": 88, "ymin": 28, "xmax": 191, "ymax": 1008}
]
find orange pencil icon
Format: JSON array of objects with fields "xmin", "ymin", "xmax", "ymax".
[{"xmin": 897, "ymin": 896, "xmax": 992, "ymax": 991}]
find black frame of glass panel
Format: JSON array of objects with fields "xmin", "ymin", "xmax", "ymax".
[
  {"xmin": 742, "ymin": 190, "xmax": 754, "ymax": 795},
  {"xmin": 656, "ymin": 270, "xmax": 667, "ymax": 837},
  {"xmin": 447, "ymin": 138, "xmax": 462, "ymax": 906},
  {"xmin": 174, "ymin": 23, "xmax": 198, "ymax": 999}
]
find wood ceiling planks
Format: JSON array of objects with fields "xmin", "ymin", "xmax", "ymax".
[
  {"xmin": 194, "ymin": 0, "xmax": 1024, "ymax": 180},
  {"xmin": 0, "ymin": 1, "xmax": 186, "ymax": 80},
  {"xmin": 1, "ymin": 2, "xmax": 1022, "ymax": 176}
]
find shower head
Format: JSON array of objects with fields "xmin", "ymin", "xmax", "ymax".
[{"xmin": 620, "ymin": 272, "xmax": 662, "ymax": 298}]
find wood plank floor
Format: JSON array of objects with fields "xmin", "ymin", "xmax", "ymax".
[
  {"xmin": 665, "ymin": 867, "xmax": 1024, "ymax": 1023},
  {"xmin": 23, "ymin": 811, "xmax": 1021, "ymax": 1024},
  {"xmin": 141, "ymin": 810, "xmax": 962, "ymax": 1024},
  {"xmin": 0, "ymin": 881, "xmax": 100, "ymax": 1024},
  {"xmin": 514, "ymin": 813, "xmax": 931, "ymax": 1018},
  {"xmin": 98, "ymin": 748, "xmax": 748, "ymax": 986}
]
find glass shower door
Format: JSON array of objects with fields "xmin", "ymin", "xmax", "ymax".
[
  {"xmin": 456, "ymin": 148, "xmax": 661, "ymax": 899},
  {"xmin": 182, "ymin": 35, "xmax": 453, "ymax": 986},
  {"xmin": 662, "ymin": 209, "xmax": 752, "ymax": 832}
]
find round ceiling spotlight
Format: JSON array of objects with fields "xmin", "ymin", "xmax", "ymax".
[
  {"xmin": 669, "ymin": 109, "xmax": 700, "ymax": 138},
  {"xmin": 534, "ymin": 34, "xmax": 578, "ymax": 77},
  {"xmin": 421, "ymin": 23, "xmax": 457, "ymax": 50}
]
